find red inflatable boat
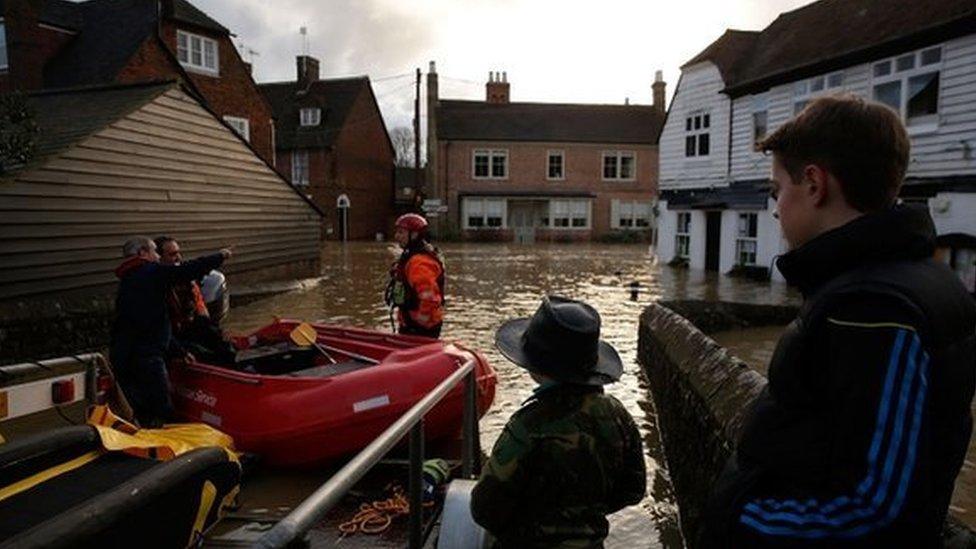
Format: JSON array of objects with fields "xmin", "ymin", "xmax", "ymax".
[{"xmin": 168, "ymin": 319, "xmax": 496, "ymax": 468}]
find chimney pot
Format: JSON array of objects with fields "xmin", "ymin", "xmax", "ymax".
[
  {"xmin": 297, "ymin": 55, "xmax": 320, "ymax": 86},
  {"xmin": 429, "ymin": 61, "xmax": 437, "ymax": 73},
  {"xmin": 502, "ymin": 71, "xmax": 507, "ymax": 83},
  {"xmin": 652, "ymin": 70, "xmax": 667, "ymax": 115},
  {"xmin": 655, "ymin": 70, "xmax": 664, "ymax": 83}
]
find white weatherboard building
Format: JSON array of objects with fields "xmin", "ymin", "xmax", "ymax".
[{"xmin": 657, "ymin": 0, "xmax": 976, "ymax": 293}]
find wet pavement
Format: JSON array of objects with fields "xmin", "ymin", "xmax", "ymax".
[{"xmin": 221, "ymin": 241, "xmax": 797, "ymax": 548}]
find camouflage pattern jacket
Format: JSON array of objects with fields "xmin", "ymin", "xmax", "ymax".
[{"xmin": 471, "ymin": 383, "xmax": 646, "ymax": 548}]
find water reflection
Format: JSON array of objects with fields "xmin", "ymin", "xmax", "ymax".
[{"xmin": 226, "ymin": 242, "xmax": 794, "ymax": 548}]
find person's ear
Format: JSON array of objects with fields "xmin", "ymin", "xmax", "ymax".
[{"xmin": 803, "ymin": 164, "xmax": 829, "ymax": 207}]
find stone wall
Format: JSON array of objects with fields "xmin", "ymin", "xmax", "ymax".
[{"xmin": 638, "ymin": 301, "xmax": 976, "ymax": 547}]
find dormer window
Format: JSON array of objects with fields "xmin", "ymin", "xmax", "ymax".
[
  {"xmin": 300, "ymin": 108, "xmax": 321, "ymax": 126},
  {"xmin": 177, "ymin": 30, "xmax": 218, "ymax": 75}
]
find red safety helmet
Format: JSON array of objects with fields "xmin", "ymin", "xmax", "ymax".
[{"xmin": 395, "ymin": 213, "xmax": 429, "ymax": 234}]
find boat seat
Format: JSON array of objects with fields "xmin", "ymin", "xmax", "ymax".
[{"xmin": 286, "ymin": 360, "xmax": 372, "ymax": 378}]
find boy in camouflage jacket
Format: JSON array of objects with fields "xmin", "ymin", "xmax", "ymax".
[{"xmin": 472, "ymin": 296, "xmax": 646, "ymax": 548}]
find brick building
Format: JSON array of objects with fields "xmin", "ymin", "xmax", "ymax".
[
  {"xmin": 426, "ymin": 63, "xmax": 666, "ymax": 242},
  {"xmin": 0, "ymin": 0, "xmax": 276, "ymax": 163},
  {"xmin": 260, "ymin": 56, "xmax": 396, "ymax": 241}
]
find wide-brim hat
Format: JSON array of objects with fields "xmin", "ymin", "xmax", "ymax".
[{"xmin": 495, "ymin": 295, "xmax": 623, "ymax": 386}]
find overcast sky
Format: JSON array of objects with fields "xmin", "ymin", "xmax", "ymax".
[{"xmin": 197, "ymin": 0, "xmax": 811, "ymax": 134}]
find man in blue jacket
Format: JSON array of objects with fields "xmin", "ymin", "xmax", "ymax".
[
  {"xmin": 110, "ymin": 236, "xmax": 231, "ymax": 427},
  {"xmin": 700, "ymin": 95, "xmax": 975, "ymax": 547}
]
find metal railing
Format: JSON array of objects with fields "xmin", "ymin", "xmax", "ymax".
[{"xmin": 255, "ymin": 357, "xmax": 481, "ymax": 549}]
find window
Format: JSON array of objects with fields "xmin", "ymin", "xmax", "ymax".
[
  {"xmin": 602, "ymin": 151, "xmax": 636, "ymax": 180},
  {"xmin": 752, "ymin": 93, "xmax": 769, "ymax": 144},
  {"xmin": 735, "ymin": 212, "xmax": 758, "ymax": 266},
  {"xmin": 613, "ymin": 200, "xmax": 652, "ymax": 229},
  {"xmin": 793, "ymin": 72, "xmax": 844, "ymax": 114},
  {"xmin": 675, "ymin": 212, "xmax": 691, "ymax": 259},
  {"xmin": 0, "ymin": 20, "xmax": 7, "ymax": 71},
  {"xmin": 549, "ymin": 199, "xmax": 590, "ymax": 229},
  {"xmin": 291, "ymin": 150, "xmax": 309, "ymax": 186},
  {"xmin": 472, "ymin": 149, "xmax": 508, "ymax": 179},
  {"xmin": 223, "ymin": 116, "xmax": 250, "ymax": 141},
  {"xmin": 547, "ymin": 150, "xmax": 564, "ymax": 180},
  {"xmin": 873, "ymin": 46, "xmax": 942, "ymax": 129},
  {"xmin": 300, "ymin": 108, "xmax": 321, "ymax": 126},
  {"xmin": 684, "ymin": 112, "xmax": 710, "ymax": 157},
  {"xmin": 177, "ymin": 30, "xmax": 219, "ymax": 75},
  {"xmin": 464, "ymin": 198, "xmax": 506, "ymax": 228}
]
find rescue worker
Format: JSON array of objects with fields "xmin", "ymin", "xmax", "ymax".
[
  {"xmin": 111, "ymin": 236, "xmax": 230, "ymax": 427},
  {"xmin": 154, "ymin": 236, "xmax": 235, "ymax": 364},
  {"xmin": 699, "ymin": 96, "xmax": 976, "ymax": 547},
  {"xmin": 385, "ymin": 213, "xmax": 445, "ymax": 338},
  {"xmin": 471, "ymin": 296, "xmax": 646, "ymax": 548}
]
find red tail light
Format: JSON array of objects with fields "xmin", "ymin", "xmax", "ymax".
[
  {"xmin": 52, "ymin": 379, "xmax": 75, "ymax": 404},
  {"xmin": 95, "ymin": 371, "xmax": 114, "ymax": 404}
]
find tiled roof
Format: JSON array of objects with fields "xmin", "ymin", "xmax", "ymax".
[
  {"xmin": 437, "ymin": 100, "xmax": 664, "ymax": 145},
  {"xmin": 26, "ymin": 81, "xmax": 175, "ymax": 165},
  {"xmin": 259, "ymin": 77, "xmax": 368, "ymax": 150},
  {"xmin": 682, "ymin": 0, "xmax": 976, "ymax": 95},
  {"xmin": 166, "ymin": 0, "xmax": 228, "ymax": 34},
  {"xmin": 682, "ymin": 30, "xmax": 759, "ymax": 84},
  {"xmin": 42, "ymin": 0, "xmax": 227, "ymax": 89}
]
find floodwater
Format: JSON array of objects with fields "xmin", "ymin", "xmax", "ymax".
[
  {"xmin": 714, "ymin": 325, "xmax": 976, "ymax": 532},
  {"xmin": 223, "ymin": 241, "xmax": 795, "ymax": 548}
]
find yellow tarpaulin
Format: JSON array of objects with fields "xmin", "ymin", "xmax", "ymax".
[{"xmin": 87, "ymin": 405, "xmax": 239, "ymax": 463}]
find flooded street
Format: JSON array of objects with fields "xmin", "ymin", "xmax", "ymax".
[{"xmin": 223, "ymin": 241, "xmax": 794, "ymax": 548}]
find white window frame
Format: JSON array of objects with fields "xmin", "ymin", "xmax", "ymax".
[
  {"xmin": 291, "ymin": 150, "xmax": 309, "ymax": 187},
  {"xmin": 675, "ymin": 212, "xmax": 691, "ymax": 259},
  {"xmin": 177, "ymin": 30, "xmax": 219, "ymax": 76},
  {"xmin": 463, "ymin": 197, "xmax": 507, "ymax": 229},
  {"xmin": 602, "ymin": 151, "xmax": 636, "ymax": 181},
  {"xmin": 472, "ymin": 149, "xmax": 508, "ymax": 180},
  {"xmin": 547, "ymin": 150, "xmax": 565, "ymax": 180},
  {"xmin": 752, "ymin": 93, "xmax": 769, "ymax": 145},
  {"xmin": 300, "ymin": 108, "xmax": 321, "ymax": 127},
  {"xmin": 613, "ymin": 199, "xmax": 652, "ymax": 230},
  {"xmin": 223, "ymin": 116, "xmax": 250, "ymax": 142},
  {"xmin": 0, "ymin": 19, "xmax": 8, "ymax": 71},
  {"xmin": 684, "ymin": 112, "xmax": 711, "ymax": 158},
  {"xmin": 548, "ymin": 199, "xmax": 591, "ymax": 230},
  {"xmin": 871, "ymin": 45, "xmax": 942, "ymax": 134},
  {"xmin": 735, "ymin": 212, "xmax": 759, "ymax": 266},
  {"xmin": 792, "ymin": 71, "xmax": 845, "ymax": 114}
]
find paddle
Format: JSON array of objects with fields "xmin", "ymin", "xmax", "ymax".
[{"xmin": 289, "ymin": 323, "xmax": 337, "ymax": 364}]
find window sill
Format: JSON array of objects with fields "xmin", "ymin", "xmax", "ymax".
[
  {"xmin": 907, "ymin": 123, "xmax": 938, "ymax": 136},
  {"xmin": 547, "ymin": 177, "xmax": 565, "ymax": 182},
  {"xmin": 472, "ymin": 177, "xmax": 508, "ymax": 181},
  {"xmin": 464, "ymin": 226, "xmax": 507, "ymax": 230},
  {"xmin": 180, "ymin": 63, "xmax": 220, "ymax": 78},
  {"xmin": 548, "ymin": 226, "xmax": 591, "ymax": 231},
  {"xmin": 602, "ymin": 178, "xmax": 638, "ymax": 183}
]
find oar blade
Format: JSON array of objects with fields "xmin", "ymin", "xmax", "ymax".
[{"xmin": 289, "ymin": 322, "xmax": 318, "ymax": 348}]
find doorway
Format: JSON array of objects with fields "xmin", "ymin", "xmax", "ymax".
[
  {"xmin": 508, "ymin": 201, "xmax": 537, "ymax": 244},
  {"xmin": 705, "ymin": 211, "xmax": 722, "ymax": 272}
]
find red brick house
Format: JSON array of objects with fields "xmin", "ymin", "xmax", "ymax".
[
  {"xmin": 260, "ymin": 56, "xmax": 396, "ymax": 241},
  {"xmin": 426, "ymin": 63, "xmax": 666, "ymax": 242},
  {"xmin": 0, "ymin": 0, "xmax": 276, "ymax": 164}
]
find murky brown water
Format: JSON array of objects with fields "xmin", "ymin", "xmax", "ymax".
[
  {"xmin": 223, "ymin": 242, "xmax": 796, "ymax": 548},
  {"xmin": 715, "ymin": 325, "xmax": 976, "ymax": 532}
]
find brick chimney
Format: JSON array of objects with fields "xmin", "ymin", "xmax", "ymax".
[
  {"xmin": 486, "ymin": 71, "xmax": 510, "ymax": 104},
  {"xmin": 652, "ymin": 70, "xmax": 666, "ymax": 114},
  {"xmin": 297, "ymin": 55, "xmax": 320, "ymax": 87}
]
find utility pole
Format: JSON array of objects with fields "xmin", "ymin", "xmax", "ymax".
[{"xmin": 414, "ymin": 67, "xmax": 421, "ymax": 194}]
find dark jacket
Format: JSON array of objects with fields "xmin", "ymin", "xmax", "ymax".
[
  {"xmin": 701, "ymin": 205, "xmax": 976, "ymax": 548},
  {"xmin": 471, "ymin": 383, "xmax": 646, "ymax": 548},
  {"xmin": 110, "ymin": 253, "xmax": 225, "ymax": 362}
]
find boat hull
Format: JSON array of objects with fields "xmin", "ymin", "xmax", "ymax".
[{"xmin": 169, "ymin": 320, "xmax": 497, "ymax": 468}]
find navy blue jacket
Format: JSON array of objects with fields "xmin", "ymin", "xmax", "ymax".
[
  {"xmin": 110, "ymin": 253, "xmax": 225, "ymax": 362},
  {"xmin": 701, "ymin": 205, "xmax": 976, "ymax": 548}
]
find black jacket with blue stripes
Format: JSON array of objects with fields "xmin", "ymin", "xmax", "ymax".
[{"xmin": 701, "ymin": 205, "xmax": 976, "ymax": 548}]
